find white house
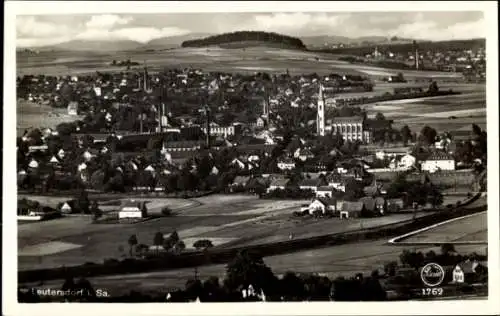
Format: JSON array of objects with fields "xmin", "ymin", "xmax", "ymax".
[
  {"xmin": 57, "ymin": 148, "xmax": 65, "ymax": 159},
  {"xmin": 119, "ymin": 201, "xmax": 145, "ymax": 219},
  {"xmin": 77, "ymin": 162, "xmax": 87, "ymax": 172},
  {"xmin": 67, "ymin": 101, "xmax": 79, "ymax": 115},
  {"xmin": 421, "ymin": 152, "xmax": 455, "ymax": 173},
  {"xmin": 294, "ymin": 148, "xmax": 315, "ymax": 162},
  {"xmin": 231, "ymin": 158, "xmax": 246, "ymax": 170},
  {"xmin": 327, "ymin": 175, "xmax": 347, "ymax": 192},
  {"xmin": 316, "ymin": 186, "xmax": 336, "ymax": 198},
  {"xmin": 389, "ymin": 154, "xmax": 416, "ymax": 170},
  {"xmin": 277, "ymin": 158, "xmax": 296, "ymax": 170},
  {"xmin": 307, "ymin": 198, "xmax": 337, "ymax": 215},
  {"xmin": 28, "ymin": 159, "xmax": 39, "ymax": 169},
  {"xmin": 60, "ymin": 202, "xmax": 72, "ymax": 214},
  {"xmin": 82, "ymin": 150, "xmax": 93, "ymax": 162}
]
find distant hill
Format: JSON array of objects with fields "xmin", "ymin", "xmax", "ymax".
[
  {"xmin": 181, "ymin": 31, "xmax": 307, "ymax": 50},
  {"xmin": 141, "ymin": 33, "xmax": 214, "ymax": 50},
  {"xmin": 46, "ymin": 39, "xmax": 143, "ymax": 52},
  {"xmin": 314, "ymin": 38, "xmax": 485, "ymax": 55},
  {"xmin": 301, "ymin": 35, "xmax": 415, "ymax": 47}
]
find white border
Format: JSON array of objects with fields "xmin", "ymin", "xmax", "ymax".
[{"xmin": 4, "ymin": 2, "xmax": 499, "ymax": 316}]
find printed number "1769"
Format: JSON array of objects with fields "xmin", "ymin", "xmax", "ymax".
[{"xmin": 422, "ymin": 288, "xmax": 444, "ymax": 296}]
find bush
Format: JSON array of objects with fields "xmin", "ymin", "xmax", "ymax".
[
  {"xmin": 193, "ymin": 239, "xmax": 213, "ymax": 250},
  {"xmin": 312, "ymin": 209, "xmax": 323, "ymax": 218},
  {"xmin": 161, "ymin": 207, "xmax": 172, "ymax": 216}
]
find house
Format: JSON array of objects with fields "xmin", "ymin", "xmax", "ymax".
[
  {"xmin": 308, "ymin": 198, "xmax": 337, "ymax": 215},
  {"xmin": 49, "ymin": 156, "xmax": 59, "ymax": 164},
  {"xmin": 316, "ymin": 186, "xmax": 336, "ymax": 198},
  {"xmin": 67, "ymin": 101, "xmax": 79, "ymax": 115},
  {"xmin": 267, "ymin": 178, "xmax": 290, "ymax": 193},
  {"xmin": 231, "ymin": 158, "xmax": 246, "ymax": 170},
  {"xmin": 451, "ymin": 260, "xmax": 481, "ymax": 284},
  {"xmin": 230, "ymin": 176, "xmax": 251, "ymax": 190},
  {"xmin": 211, "ymin": 166, "xmax": 219, "ymax": 175},
  {"xmin": 294, "ymin": 148, "xmax": 315, "ymax": 162},
  {"xmin": 387, "ymin": 198, "xmax": 405, "ymax": 212},
  {"xmin": 421, "ymin": 152, "xmax": 455, "ymax": 173},
  {"xmin": 256, "ymin": 117, "xmax": 266, "ymax": 128},
  {"xmin": 57, "ymin": 148, "xmax": 66, "ymax": 159},
  {"xmin": 277, "ymin": 158, "xmax": 296, "ymax": 170},
  {"xmin": 28, "ymin": 159, "xmax": 39, "ymax": 169},
  {"xmin": 340, "ymin": 201, "xmax": 364, "ymax": 219},
  {"xmin": 327, "ymin": 174, "xmax": 347, "ymax": 192},
  {"xmin": 298, "ymin": 178, "xmax": 326, "ymax": 193},
  {"xmin": 60, "ymin": 202, "xmax": 72, "ymax": 214},
  {"xmin": 119, "ymin": 201, "xmax": 147, "ymax": 219},
  {"xmin": 389, "ymin": 154, "xmax": 416, "ymax": 170}
]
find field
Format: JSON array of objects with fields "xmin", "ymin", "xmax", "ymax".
[
  {"xmin": 17, "ymin": 47, "xmax": 464, "ymax": 79},
  {"xmin": 18, "ymin": 193, "xmax": 469, "ymax": 272},
  {"xmin": 18, "ymin": 195, "xmax": 485, "ymax": 295},
  {"xmin": 400, "ymin": 211, "xmax": 487, "ymax": 244},
  {"xmin": 364, "ymin": 83, "xmax": 486, "ymax": 133},
  {"xmin": 17, "ymin": 100, "xmax": 85, "ymax": 135}
]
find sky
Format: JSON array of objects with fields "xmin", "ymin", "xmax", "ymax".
[{"xmin": 16, "ymin": 11, "xmax": 486, "ymax": 47}]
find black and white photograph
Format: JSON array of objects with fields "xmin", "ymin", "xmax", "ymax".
[{"xmin": 3, "ymin": 1, "xmax": 499, "ymax": 315}]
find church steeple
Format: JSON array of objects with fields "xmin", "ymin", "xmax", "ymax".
[{"xmin": 317, "ymin": 83, "xmax": 325, "ymax": 136}]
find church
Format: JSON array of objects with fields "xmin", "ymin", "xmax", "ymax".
[{"xmin": 316, "ymin": 83, "xmax": 383, "ymax": 144}]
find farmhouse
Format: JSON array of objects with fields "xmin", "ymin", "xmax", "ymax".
[
  {"xmin": 60, "ymin": 202, "xmax": 72, "ymax": 214},
  {"xmin": 421, "ymin": 152, "xmax": 455, "ymax": 173},
  {"xmin": 451, "ymin": 260, "xmax": 484, "ymax": 284},
  {"xmin": 119, "ymin": 201, "xmax": 147, "ymax": 219},
  {"xmin": 308, "ymin": 198, "xmax": 337, "ymax": 215},
  {"xmin": 267, "ymin": 178, "xmax": 290, "ymax": 193}
]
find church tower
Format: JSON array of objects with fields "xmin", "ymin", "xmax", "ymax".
[{"xmin": 317, "ymin": 83, "xmax": 325, "ymax": 136}]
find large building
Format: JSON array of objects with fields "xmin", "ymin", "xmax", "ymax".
[{"xmin": 327, "ymin": 116, "xmax": 372, "ymax": 143}]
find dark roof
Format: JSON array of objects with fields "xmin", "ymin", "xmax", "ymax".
[
  {"xmin": 343, "ymin": 201, "xmax": 364, "ymax": 212},
  {"xmin": 317, "ymin": 186, "xmax": 335, "ymax": 192},
  {"xmin": 269, "ymin": 178, "xmax": 290, "ymax": 187},
  {"xmin": 426, "ymin": 151, "xmax": 454, "ymax": 161},
  {"xmin": 315, "ymin": 197, "xmax": 337, "ymax": 206},
  {"xmin": 360, "ymin": 197, "xmax": 376, "ymax": 212},
  {"xmin": 331, "ymin": 116, "xmax": 364, "ymax": 124},
  {"xmin": 299, "ymin": 178, "xmax": 325, "ymax": 187}
]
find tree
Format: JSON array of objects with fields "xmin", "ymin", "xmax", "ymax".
[
  {"xmin": 280, "ymin": 272, "xmax": 305, "ymax": 301},
  {"xmin": 428, "ymin": 81, "xmax": 439, "ymax": 94},
  {"xmin": 224, "ymin": 250, "xmax": 278, "ymax": 294},
  {"xmin": 419, "ymin": 126, "xmax": 437, "ymax": 145},
  {"xmin": 193, "ymin": 239, "xmax": 214, "ymax": 250},
  {"xmin": 441, "ymin": 243, "xmax": 456, "ymax": 255},
  {"xmin": 401, "ymin": 125, "xmax": 412, "ymax": 146},
  {"xmin": 75, "ymin": 190, "xmax": 90, "ymax": 214},
  {"xmin": 153, "ymin": 232, "xmax": 164, "ymax": 253},
  {"xmin": 375, "ymin": 112, "xmax": 386, "ymax": 121},
  {"xmin": 384, "ymin": 261, "xmax": 398, "ymax": 277},
  {"xmin": 128, "ymin": 234, "xmax": 138, "ymax": 257},
  {"xmin": 428, "ymin": 185, "xmax": 444, "ymax": 207}
]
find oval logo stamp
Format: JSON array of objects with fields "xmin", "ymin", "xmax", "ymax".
[{"xmin": 420, "ymin": 262, "xmax": 445, "ymax": 287}]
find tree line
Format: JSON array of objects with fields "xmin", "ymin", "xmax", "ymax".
[{"xmin": 181, "ymin": 31, "xmax": 307, "ymax": 50}]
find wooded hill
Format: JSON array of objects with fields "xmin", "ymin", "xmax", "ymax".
[{"xmin": 181, "ymin": 31, "xmax": 307, "ymax": 50}]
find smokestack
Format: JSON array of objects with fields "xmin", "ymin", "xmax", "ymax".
[
  {"xmin": 144, "ymin": 61, "xmax": 148, "ymax": 91},
  {"xmin": 205, "ymin": 105, "xmax": 211, "ymax": 149},
  {"xmin": 413, "ymin": 40, "xmax": 419, "ymax": 70},
  {"xmin": 162, "ymin": 103, "xmax": 167, "ymax": 130}
]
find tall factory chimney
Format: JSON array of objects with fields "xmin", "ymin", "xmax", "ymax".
[
  {"xmin": 413, "ymin": 40, "xmax": 419, "ymax": 70},
  {"xmin": 205, "ymin": 105, "xmax": 211, "ymax": 149}
]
